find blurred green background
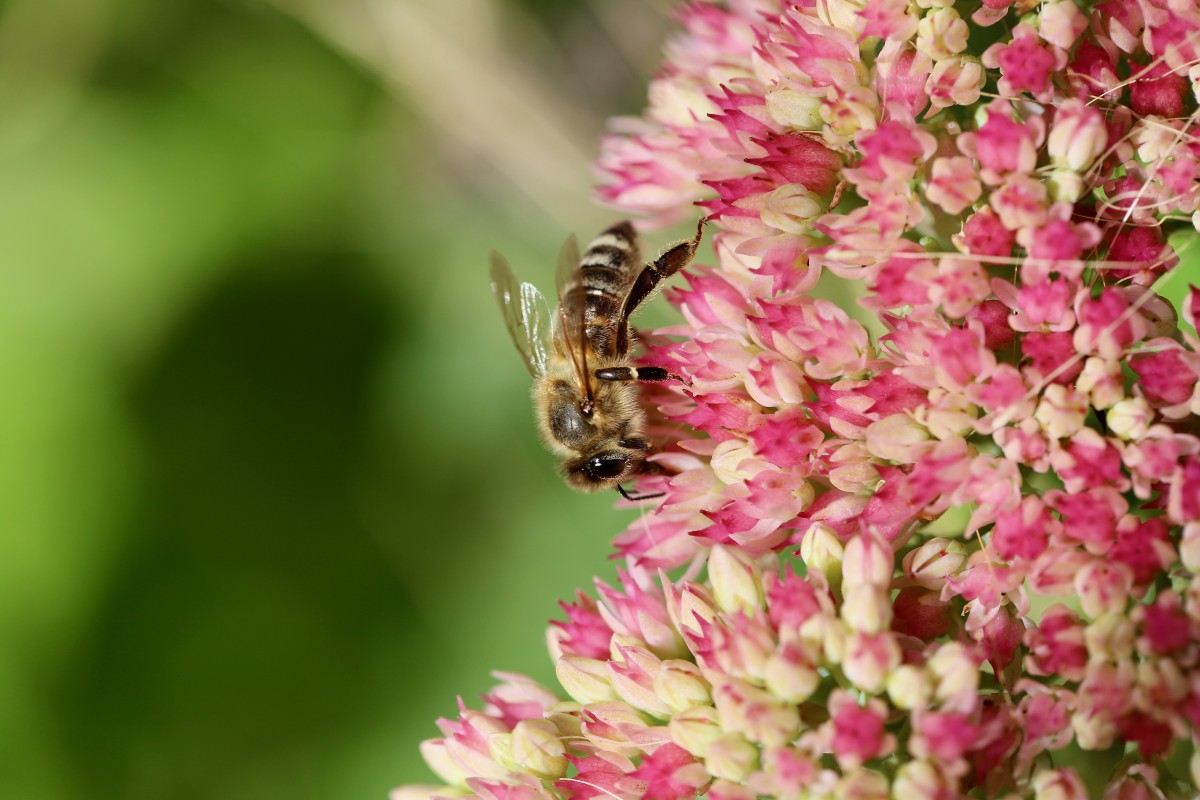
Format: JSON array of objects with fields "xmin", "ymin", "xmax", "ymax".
[{"xmin": 0, "ymin": 0, "xmax": 679, "ymax": 797}]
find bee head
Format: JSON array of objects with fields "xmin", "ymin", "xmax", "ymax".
[{"xmin": 562, "ymin": 450, "xmax": 638, "ymax": 492}]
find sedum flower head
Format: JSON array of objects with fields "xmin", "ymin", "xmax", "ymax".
[{"xmin": 398, "ymin": 0, "xmax": 1200, "ymax": 798}]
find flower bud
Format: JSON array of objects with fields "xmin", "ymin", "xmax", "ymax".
[
  {"xmin": 557, "ymin": 655, "xmax": 618, "ymax": 705},
  {"xmin": 842, "ymin": 585, "xmax": 893, "ymax": 634},
  {"xmin": 927, "ymin": 642, "xmax": 979, "ymax": 712},
  {"xmin": 1075, "ymin": 560, "xmax": 1132, "ymax": 618},
  {"xmin": 713, "ymin": 678, "xmax": 800, "ymax": 747},
  {"xmin": 864, "ymin": 413, "xmax": 930, "ymax": 463},
  {"xmin": 926, "ymin": 56, "xmax": 984, "ymax": 111},
  {"xmin": 1034, "ymin": 384, "xmax": 1088, "ymax": 440},
  {"xmin": 1038, "ymin": 1, "xmax": 1087, "ymax": 51},
  {"xmin": 486, "ymin": 732, "xmax": 518, "ymax": 773},
  {"xmin": 1032, "ymin": 767, "xmax": 1088, "ymax": 800},
  {"xmin": 1182, "ymin": 523, "xmax": 1200, "ymax": 573},
  {"xmin": 419, "ymin": 738, "xmax": 469, "ymax": 786},
  {"xmin": 510, "ymin": 719, "xmax": 568, "ymax": 779},
  {"xmin": 835, "ymin": 768, "xmax": 889, "ymax": 800},
  {"xmin": 886, "ymin": 664, "xmax": 932, "ymax": 710},
  {"xmin": 654, "ymin": 660, "xmax": 711, "ymax": 714},
  {"xmin": 669, "ymin": 705, "xmax": 722, "ymax": 758},
  {"xmin": 893, "ymin": 761, "xmax": 951, "ymax": 800},
  {"xmin": 711, "ymin": 438, "xmax": 765, "ymax": 484},
  {"xmin": 1106, "ymin": 397, "xmax": 1153, "ymax": 440},
  {"xmin": 842, "ymin": 532, "xmax": 893, "ymax": 590},
  {"xmin": 609, "ymin": 647, "xmax": 670, "ymax": 718},
  {"xmin": 765, "ymin": 87, "xmax": 823, "ymax": 131},
  {"xmin": 764, "ymin": 643, "xmax": 820, "ymax": 703},
  {"xmin": 709, "ymin": 545, "xmax": 765, "ymax": 614},
  {"xmin": 799, "ymin": 523, "xmax": 845, "ymax": 586},
  {"xmin": 1083, "ymin": 613, "xmax": 1135, "ymax": 661},
  {"xmin": 705, "ymin": 732, "xmax": 759, "ymax": 782},
  {"xmin": 842, "ymin": 632, "xmax": 901, "ymax": 694},
  {"xmin": 761, "ymin": 184, "xmax": 824, "ymax": 234},
  {"xmin": 1047, "ymin": 99, "xmax": 1107, "ymax": 172},
  {"xmin": 902, "ymin": 537, "xmax": 967, "ymax": 590},
  {"xmin": 916, "ymin": 8, "xmax": 969, "ymax": 61}
]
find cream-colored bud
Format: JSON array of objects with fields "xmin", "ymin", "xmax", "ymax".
[
  {"xmin": 842, "ymin": 632, "xmax": 901, "ymax": 694},
  {"xmin": 762, "ymin": 184, "xmax": 824, "ymax": 234},
  {"xmin": 654, "ymin": 660, "xmax": 711, "ymax": 714},
  {"xmin": 764, "ymin": 647, "xmax": 820, "ymax": 704},
  {"xmin": 510, "ymin": 719, "xmax": 568, "ymax": 779},
  {"xmin": 893, "ymin": 761, "xmax": 948, "ymax": 800},
  {"xmin": 1071, "ymin": 710, "xmax": 1116, "ymax": 750},
  {"xmin": 886, "ymin": 664, "xmax": 932, "ymax": 710},
  {"xmin": 557, "ymin": 656, "xmax": 618, "ymax": 705},
  {"xmin": 711, "ymin": 438, "xmax": 765, "ymax": 484},
  {"xmin": 927, "ymin": 642, "xmax": 979, "ymax": 711},
  {"xmin": 799, "ymin": 522, "xmax": 844, "ymax": 586},
  {"xmin": 545, "ymin": 701, "xmax": 583, "ymax": 740},
  {"xmin": 709, "ymin": 545, "xmax": 765, "ymax": 614},
  {"xmin": 835, "ymin": 768, "xmax": 889, "ymax": 800},
  {"xmin": 669, "ymin": 705, "xmax": 722, "ymax": 758},
  {"xmin": 916, "ymin": 8, "xmax": 968, "ymax": 61},
  {"xmin": 705, "ymin": 733, "xmax": 760, "ymax": 782},
  {"xmin": 1034, "ymin": 384, "xmax": 1088, "ymax": 440},
  {"xmin": 1084, "ymin": 613, "xmax": 1135, "ymax": 661},
  {"xmin": 419, "ymin": 738, "xmax": 469, "ymax": 786},
  {"xmin": 1182, "ymin": 524, "xmax": 1200, "ymax": 573},
  {"xmin": 765, "ymin": 87, "xmax": 824, "ymax": 131},
  {"xmin": 1047, "ymin": 168, "xmax": 1084, "ymax": 203},
  {"xmin": 1038, "ymin": 0, "xmax": 1087, "ymax": 51},
  {"xmin": 864, "ymin": 413, "xmax": 930, "ymax": 463},
  {"xmin": 842, "ymin": 586, "xmax": 893, "ymax": 634},
  {"xmin": 1076, "ymin": 357, "xmax": 1124, "ymax": 410},
  {"xmin": 487, "ymin": 731, "xmax": 518, "ymax": 773},
  {"xmin": 903, "ymin": 537, "xmax": 967, "ymax": 590},
  {"xmin": 1107, "ymin": 397, "xmax": 1152, "ymax": 440}
]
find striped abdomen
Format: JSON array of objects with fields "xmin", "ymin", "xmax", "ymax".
[{"xmin": 563, "ymin": 221, "xmax": 642, "ymax": 359}]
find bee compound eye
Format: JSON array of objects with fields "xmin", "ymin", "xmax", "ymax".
[{"xmin": 586, "ymin": 454, "xmax": 627, "ymax": 480}]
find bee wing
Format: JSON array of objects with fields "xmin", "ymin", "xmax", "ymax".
[
  {"xmin": 489, "ymin": 251, "xmax": 552, "ymax": 377},
  {"xmin": 554, "ymin": 234, "xmax": 593, "ymax": 401}
]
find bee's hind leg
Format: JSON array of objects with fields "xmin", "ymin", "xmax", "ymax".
[{"xmin": 595, "ymin": 365, "xmax": 689, "ymax": 384}]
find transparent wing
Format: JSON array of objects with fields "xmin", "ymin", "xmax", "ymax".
[
  {"xmin": 553, "ymin": 234, "xmax": 593, "ymax": 402},
  {"xmin": 489, "ymin": 251, "xmax": 551, "ymax": 377}
]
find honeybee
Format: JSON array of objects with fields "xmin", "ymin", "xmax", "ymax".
[{"xmin": 489, "ymin": 219, "xmax": 705, "ymax": 496}]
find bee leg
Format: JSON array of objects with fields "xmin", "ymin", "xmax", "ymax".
[
  {"xmin": 614, "ymin": 219, "xmax": 705, "ymax": 353},
  {"xmin": 616, "ymin": 484, "xmax": 665, "ymax": 502},
  {"xmin": 595, "ymin": 366, "xmax": 689, "ymax": 384}
]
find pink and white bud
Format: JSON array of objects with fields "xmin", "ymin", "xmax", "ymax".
[
  {"xmin": 799, "ymin": 523, "xmax": 845, "ymax": 586},
  {"xmin": 1075, "ymin": 561, "xmax": 1133, "ymax": 618},
  {"xmin": 609, "ymin": 647, "xmax": 670, "ymax": 718},
  {"xmin": 705, "ymin": 732, "xmax": 760, "ymax": 782},
  {"xmin": 1102, "ymin": 765, "xmax": 1163, "ymax": 800},
  {"xmin": 893, "ymin": 761, "xmax": 952, "ymax": 800},
  {"xmin": 925, "ymin": 56, "xmax": 984, "ymax": 111},
  {"xmin": 1038, "ymin": 1, "xmax": 1088, "ymax": 50},
  {"xmin": 886, "ymin": 664, "xmax": 933, "ymax": 710},
  {"xmin": 927, "ymin": 642, "xmax": 980, "ymax": 713},
  {"xmin": 655, "ymin": 659, "xmax": 712, "ymax": 714},
  {"xmin": 668, "ymin": 705, "xmax": 722, "ymax": 758},
  {"xmin": 510, "ymin": 718, "xmax": 568, "ymax": 779},
  {"xmin": 711, "ymin": 439, "xmax": 767, "ymax": 484},
  {"xmin": 842, "ymin": 531, "xmax": 894, "ymax": 590},
  {"xmin": 903, "ymin": 537, "xmax": 967, "ymax": 590},
  {"xmin": 834, "ymin": 768, "xmax": 889, "ymax": 800},
  {"xmin": 917, "ymin": 8, "xmax": 970, "ymax": 60},
  {"xmin": 1181, "ymin": 523, "xmax": 1200, "ymax": 572},
  {"xmin": 842, "ymin": 585, "xmax": 894, "ymax": 634},
  {"xmin": 485, "ymin": 731, "xmax": 519, "ymax": 774},
  {"xmin": 1033, "ymin": 767, "xmax": 1088, "ymax": 800},
  {"xmin": 419, "ymin": 738, "xmax": 470, "ymax": 786},
  {"xmin": 764, "ymin": 643, "xmax": 820, "ymax": 703},
  {"xmin": 926, "ymin": 156, "xmax": 983, "ymax": 215},
  {"xmin": 1084, "ymin": 613, "xmax": 1136, "ymax": 661},
  {"xmin": 1076, "ymin": 357, "xmax": 1124, "ymax": 410},
  {"xmin": 1107, "ymin": 397, "xmax": 1153, "ymax": 441},
  {"xmin": 1034, "ymin": 384, "xmax": 1089, "ymax": 440},
  {"xmin": 713, "ymin": 678, "xmax": 801, "ymax": 747},
  {"xmin": 1072, "ymin": 708, "xmax": 1117, "ymax": 750},
  {"xmin": 842, "ymin": 632, "xmax": 902, "ymax": 694},
  {"xmin": 557, "ymin": 655, "xmax": 618, "ymax": 705},
  {"xmin": 709, "ymin": 545, "xmax": 766, "ymax": 614},
  {"xmin": 864, "ymin": 413, "xmax": 931, "ymax": 463}
]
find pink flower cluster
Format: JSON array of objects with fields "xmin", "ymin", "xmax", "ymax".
[{"xmin": 399, "ymin": 1, "xmax": 1200, "ymax": 798}]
